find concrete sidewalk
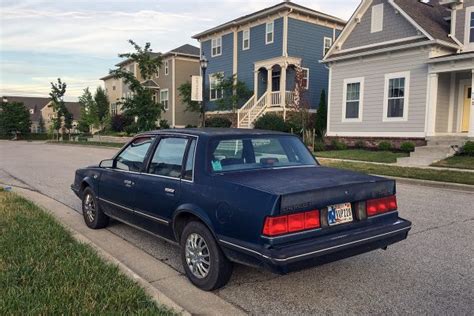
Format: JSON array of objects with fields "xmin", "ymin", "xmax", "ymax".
[{"xmin": 10, "ymin": 186, "xmax": 245, "ymax": 316}]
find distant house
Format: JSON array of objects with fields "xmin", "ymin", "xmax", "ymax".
[
  {"xmin": 193, "ymin": 1, "xmax": 346, "ymax": 128},
  {"xmin": 2, "ymin": 96, "xmax": 81, "ymax": 133},
  {"xmin": 100, "ymin": 44, "xmax": 201, "ymax": 128},
  {"xmin": 323, "ymin": 0, "xmax": 474, "ymax": 141}
]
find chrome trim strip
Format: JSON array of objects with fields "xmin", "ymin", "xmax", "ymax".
[
  {"xmin": 99, "ymin": 198, "xmax": 169, "ymax": 225},
  {"xmin": 99, "ymin": 197, "xmax": 135, "ymax": 213},
  {"xmin": 261, "ymin": 227, "xmax": 323, "ymax": 240},
  {"xmin": 219, "ymin": 226, "xmax": 411, "ymax": 263}
]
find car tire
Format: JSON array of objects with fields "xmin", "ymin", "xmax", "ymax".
[
  {"xmin": 82, "ymin": 187, "xmax": 109, "ymax": 229},
  {"xmin": 180, "ymin": 221, "xmax": 233, "ymax": 291}
]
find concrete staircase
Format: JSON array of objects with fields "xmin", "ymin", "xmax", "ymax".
[{"xmin": 397, "ymin": 136, "xmax": 469, "ymax": 167}]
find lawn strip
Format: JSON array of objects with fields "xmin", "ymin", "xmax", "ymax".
[
  {"xmin": 431, "ymin": 156, "xmax": 474, "ymax": 170},
  {"xmin": 315, "ymin": 150, "xmax": 409, "ymax": 163}
]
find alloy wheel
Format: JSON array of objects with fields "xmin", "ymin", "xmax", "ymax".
[
  {"xmin": 84, "ymin": 193, "xmax": 96, "ymax": 223},
  {"xmin": 185, "ymin": 233, "xmax": 211, "ymax": 279}
]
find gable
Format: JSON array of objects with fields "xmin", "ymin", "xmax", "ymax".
[{"xmin": 342, "ymin": 0, "xmax": 421, "ymax": 50}]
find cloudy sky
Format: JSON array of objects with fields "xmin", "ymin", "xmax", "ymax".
[{"xmin": 0, "ymin": 0, "xmax": 359, "ymax": 101}]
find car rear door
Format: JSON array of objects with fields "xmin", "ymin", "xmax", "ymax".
[{"xmin": 98, "ymin": 136, "xmax": 155, "ymax": 222}]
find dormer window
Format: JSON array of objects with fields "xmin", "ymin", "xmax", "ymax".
[
  {"xmin": 211, "ymin": 37, "xmax": 222, "ymax": 57},
  {"xmin": 371, "ymin": 4, "xmax": 384, "ymax": 33}
]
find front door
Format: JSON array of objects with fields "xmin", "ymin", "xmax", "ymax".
[{"xmin": 461, "ymin": 86, "xmax": 472, "ymax": 133}]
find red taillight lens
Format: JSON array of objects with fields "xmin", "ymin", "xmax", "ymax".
[
  {"xmin": 263, "ymin": 210, "xmax": 320, "ymax": 237},
  {"xmin": 366, "ymin": 195, "xmax": 397, "ymax": 217}
]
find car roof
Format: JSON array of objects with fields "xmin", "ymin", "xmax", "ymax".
[{"xmin": 139, "ymin": 128, "xmax": 290, "ymax": 138}]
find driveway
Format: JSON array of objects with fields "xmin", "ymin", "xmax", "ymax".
[{"xmin": 1, "ymin": 141, "xmax": 473, "ymax": 315}]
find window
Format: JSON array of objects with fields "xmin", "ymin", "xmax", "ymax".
[
  {"xmin": 209, "ymin": 73, "xmax": 223, "ymax": 100},
  {"xmin": 164, "ymin": 60, "xmax": 169, "ymax": 75},
  {"xmin": 342, "ymin": 77, "xmax": 364, "ymax": 122},
  {"xmin": 183, "ymin": 139, "xmax": 197, "ymax": 181},
  {"xmin": 211, "ymin": 37, "xmax": 222, "ymax": 57},
  {"xmin": 384, "ymin": 72, "xmax": 410, "ymax": 121},
  {"xmin": 148, "ymin": 137, "xmax": 188, "ymax": 178},
  {"xmin": 302, "ymin": 68, "xmax": 309, "ymax": 90},
  {"xmin": 209, "ymin": 136, "xmax": 316, "ymax": 173},
  {"xmin": 112, "ymin": 85, "xmax": 116, "ymax": 91},
  {"xmin": 242, "ymin": 29, "xmax": 250, "ymax": 50},
  {"xmin": 111, "ymin": 103, "xmax": 118, "ymax": 115},
  {"xmin": 116, "ymin": 137, "xmax": 155, "ymax": 172},
  {"xmin": 371, "ymin": 4, "xmax": 384, "ymax": 33},
  {"xmin": 469, "ymin": 11, "xmax": 474, "ymax": 43},
  {"xmin": 160, "ymin": 89, "xmax": 169, "ymax": 110},
  {"xmin": 266, "ymin": 21, "xmax": 274, "ymax": 44},
  {"xmin": 324, "ymin": 37, "xmax": 333, "ymax": 56}
]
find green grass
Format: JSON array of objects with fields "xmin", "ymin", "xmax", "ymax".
[
  {"xmin": 431, "ymin": 155, "xmax": 474, "ymax": 170},
  {"xmin": 47, "ymin": 140, "xmax": 125, "ymax": 148},
  {"xmin": 0, "ymin": 191, "xmax": 174, "ymax": 315},
  {"xmin": 320, "ymin": 159, "xmax": 474, "ymax": 186},
  {"xmin": 315, "ymin": 149, "xmax": 409, "ymax": 163}
]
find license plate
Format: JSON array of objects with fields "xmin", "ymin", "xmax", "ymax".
[{"xmin": 328, "ymin": 203, "xmax": 353, "ymax": 226}]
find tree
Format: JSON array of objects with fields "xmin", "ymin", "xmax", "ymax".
[
  {"xmin": 64, "ymin": 111, "xmax": 74, "ymax": 138},
  {"xmin": 38, "ymin": 115, "xmax": 45, "ymax": 133},
  {"xmin": 78, "ymin": 88, "xmax": 96, "ymax": 132},
  {"xmin": 0, "ymin": 101, "xmax": 31, "ymax": 136},
  {"xmin": 214, "ymin": 74, "xmax": 252, "ymax": 112},
  {"xmin": 288, "ymin": 67, "xmax": 310, "ymax": 134},
  {"xmin": 110, "ymin": 40, "xmax": 164, "ymax": 132},
  {"xmin": 178, "ymin": 81, "xmax": 200, "ymax": 113},
  {"xmin": 49, "ymin": 78, "xmax": 69, "ymax": 138},
  {"xmin": 315, "ymin": 90, "xmax": 327, "ymax": 138},
  {"xmin": 94, "ymin": 86, "xmax": 109, "ymax": 130}
]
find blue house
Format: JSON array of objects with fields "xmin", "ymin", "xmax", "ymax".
[{"xmin": 193, "ymin": 1, "xmax": 345, "ymax": 128}]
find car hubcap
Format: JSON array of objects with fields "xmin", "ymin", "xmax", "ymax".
[
  {"xmin": 185, "ymin": 233, "xmax": 210, "ymax": 279},
  {"xmin": 84, "ymin": 194, "xmax": 95, "ymax": 223}
]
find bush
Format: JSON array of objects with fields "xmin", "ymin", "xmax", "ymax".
[
  {"xmin": 185, "ymin": 124, "xmax": 197, "ymax": 128},
  {"xmin": 463, "ymin": 141, "xmax": 474, "ymax": 156},
  {"xmin": 253, "ymin": 113, "xmax": 288, "ymax": 132},
  {"xmin": 314, "ymin": 141, "xmax": 326, "ymax": 152},
  {"xmin": 400, "ymin": 142, "xmax": 415, "ymax": 153},
  {"xmin": 123, "ymin": 123, "xmax": 139, "ymax": 135},
  {"xmin": 110, "ymin": 114, "xmax": 133, "ymax": 132},
  {"xmin": 205, "ymin": 117, "xmax": 232, "ymax": 128},
  {"xmin": 378, "ymin": 141, "xmax": 392, "ymax": 151},
  {"xmin": 331, "ymin": 139, "xmax": 347, "ymax": 150},
  {"xmin": 159, "ymin": 119, "xmax": 170, "ymax": 129},
  {"xmin": 355, "ymin": 140, "xmax": 365, "ymax": 149}
]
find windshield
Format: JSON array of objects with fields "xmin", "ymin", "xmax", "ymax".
[{"xmin": 209, "ymin": 135, "xmax": 317, "ymax": 173}]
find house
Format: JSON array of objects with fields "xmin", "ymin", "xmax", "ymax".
[
  {"xmin": 2, "ymin": 96, "xmax": 81, "ymax": 133},
  {"xmin": 193, "ymin": 1, "xmax": 346, "ymax": 128},
  {"xmin": 100, "ymin": 44, "xmax": 201, "ymax": 128},
  {"xmin": 323, "ymin": 0, "xmax": 474, "ymax": 143}
]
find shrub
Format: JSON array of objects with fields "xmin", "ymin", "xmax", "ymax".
[
  {"xmin": 355, "ymin": 140, "xmax": 365, "ymax": 149},
  {"xmin": 314, "ymin": 141, "xmax": 326, "ymax": 152},
  {"xmin": 400, "ymin": 142, "xmax": 415, "ymax": 153},
  {"xmin": 205, "ymin": 117, "xmax": 232, "ymax": 128},
  {"xmin": 463, "ymin": 141, "xmax": 474, "ymax": 156},
  {"xmin": 331, "ymin": 139, "xmax": 347, "ymax": 150},
  {"xmin": 110, "ymin": 114, "xmax": 133, "ymax": 132},
  {"xmin": 378, "ymin": 141, "xmax": 392, "ymax": 151},
  {"xmin": 159, "ymin": 119, "xmax": 170, "ymax": 129},
  {"xmin": 185, "ymin": 124, "xmax": 197, "ymax": 128},
  {"xmin": 253, "ymin": 113, "xmax": 288, "ymax": 132}
]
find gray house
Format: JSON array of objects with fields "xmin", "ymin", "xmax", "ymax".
[{"xmin": 323, "ymin": 0, "xmax": 474, "ymax": 142}]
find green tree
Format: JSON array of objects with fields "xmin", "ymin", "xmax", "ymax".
[
  {"xmin": 38, "ymin": 115, "xmax": 45, "ymax": 134},
  {"xmin": 78, "ymin": 88, "xmax": 96, "ymax": 132},
  {"xmin": 0, "ymin": 101, "xmax": 31, "ymax": 136},
  {"xmin": 49, "ymin": 78, "xmax": 69, "ymax": 138},
  {"xmin": 94, "ymin": 86, "xmax": 109, "ymax": 130},
  {"xmin": 288, "ymin": 67, "xmax": 310, "ymax": 135},
  {"xmin": 214, "ymin": 74, "xmax": 252, "ymax": 112},
  {"xmin": 110, "ymin": 40, "xmax": 164, "ymax": 132},
  {"xmin": 314, "ymin": 90, "xmax": 327, "ymax": 138},
  {"xmin": 178, "ymin": 81, "xmax": 200, "ymax": 113}
]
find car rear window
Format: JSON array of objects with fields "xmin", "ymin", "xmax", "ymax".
[{"xmin": 209, "ymin": 136, "xmax": 316, "ymax": 173}]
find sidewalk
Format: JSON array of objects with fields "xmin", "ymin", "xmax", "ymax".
[{"xmin": 9, "ymin": 186, "xmax": 246, "ymax": 316}]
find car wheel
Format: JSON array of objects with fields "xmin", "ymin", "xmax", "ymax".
[
  {"xmin": 82, "ymin": 187, "xmax": 109, "ymax": 229},
  {"xmin": 180, "ymin": 221, "xmax": 233, "ymax": 291}
]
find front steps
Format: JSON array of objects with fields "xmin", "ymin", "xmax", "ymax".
[{"xmin": 397, "ymin": 136, "xmax": 469, "ymax": 166}]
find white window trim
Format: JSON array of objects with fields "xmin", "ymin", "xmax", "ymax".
[
  {"xmin": 211, "ymin": 37, "xmax": 222, "ymax": 57},
  {"xmin": 464, "ymin": 6, "xmax": 474, "ymax": 50},
  {"xmin": 371, "ymin": 3, "xmax": 384, "ymax": 33},
  {"xmin": 266, "ymin": 21, "xmax": 274, "ymax": 45},
  {"xmin": 383, "ymin": 71, "xmax": 410, "ymax": 122},
  {"xmin": 302, "ymin": 67, "xmax": 310, "ymax": 90},
  {"xmin": 242, "ymin": 28, "xmax": 250, "ymax": 51},
  {"xmin": 323, "ymin": 37, "xmax": 333, "ymax": 56},
  {"xmin": 164, "ymin": 60, "xmax": 169, "ymax": 76},
  {"xmin": 342, "ymin": 77, "xmax": 364, "ymax": 123},
  {"xmin": 160, "ymin": 89, "xmax": 169, "ymax": 110},
  {"xmin": 209, "ymin": 72, "xmax": 224, "ymax": 101}
]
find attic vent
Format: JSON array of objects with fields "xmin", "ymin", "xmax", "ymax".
[{"xmin": 371, "ymin": 4, "xmax": 384, "ymax": 33}]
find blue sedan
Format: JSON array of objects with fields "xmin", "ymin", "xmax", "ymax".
[{"xmin": 71, "ymin": 129, "xmax": 411, "ymax": 290}]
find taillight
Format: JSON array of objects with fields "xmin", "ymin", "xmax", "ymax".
[
  {"xmin": 366, "ymin": 195, "xmax": 397, "ymax": 216},
  {"xmin": 263, "ymin": 210, "xmax": 320, "ymax": 237}
]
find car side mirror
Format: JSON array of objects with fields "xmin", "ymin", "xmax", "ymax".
[{"xmin": 99, "ymin": 159, "xmax": 114, "ymax": 168}]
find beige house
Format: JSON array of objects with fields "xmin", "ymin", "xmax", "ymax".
[{"xmin": 101, "ymin": 44, "xmax": 201, "ymax": 128}]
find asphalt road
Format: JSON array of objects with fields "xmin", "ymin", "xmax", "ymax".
[{"xmin": 1, "ymin": 141, "xmax": 473, "ymax": 315}]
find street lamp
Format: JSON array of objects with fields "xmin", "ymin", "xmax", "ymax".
[{"xmin": 200, "ymin": 54, "xmax": 208, "ymax": 127}]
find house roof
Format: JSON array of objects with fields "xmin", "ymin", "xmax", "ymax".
[
  {"xmin": 164, "ymin": 44, "xmax": 200, "ymax": 58},
  {"xmin": 115, "ymin": 52, "xmax": 161, "ymax": 67},
  {"xmin": 141, "ymin": 79, "xmax": 160, "ymax": 89},
  {"xmin": 193, "ymin": 1, "xmax": 346, "ymax": 39},
  {"xmin": 65, "ymin": 102, "xmax": 81, "ymax": 120},
  {"xmin": 2, "ymin": 96, "xmax": 49, "ymax": 122}
]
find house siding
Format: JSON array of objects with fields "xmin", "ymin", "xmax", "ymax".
[
  {"xmin": 455, "ymin": 0, "xmax": 474, "ymax": 45},
  {"xmin": 435, "ymin": 73, "xmax": 451, "ymax": 133},
  {"xmin": 342, "ymin": 0, "xmax": 419, "ymax": 50},
  {"xmin": 329, "ymin": 48, "xmax": 430, "ymax": 135},
  {"xmin": 174, "ymin": 58, "xmax": 201, "ymax": 127},
  {"xmin": 287, "ymin": 17, "xmax": 335, "ymax": 108}
]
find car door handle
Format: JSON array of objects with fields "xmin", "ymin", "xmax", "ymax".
[
  {"xmin": 165, "ymin": 187, "xmax": 175, "ymax": 195},
  {"xmin": 124, "ymin": 180, "xmax": 135, "ymax": 187}
]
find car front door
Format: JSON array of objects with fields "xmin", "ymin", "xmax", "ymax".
[
  {"xmin": 98, "ymin": 136, "xmax": 155, "ymax": 222},
  {"xmin": 133, "ymin": 136, "xmax": 195, "ymax": 238}
]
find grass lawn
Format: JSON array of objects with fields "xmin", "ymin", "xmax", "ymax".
[
  {"xmin": 47, "ymin": 140, "xmax": 125, "ymax": 148},
  {"xmin": 0, "ymin": 190, "xmax": 173, "ymax": 315},
  {"xmin": 320, "ymin": 159, "xmax": 474, "ymax": 186},
  {"xmin": 431, "ymin": 155, "xmax": 474, "ymax": 170},
  {"xmin": 315, "ymin": 149, "xmax": 409, "ymax": 163}
]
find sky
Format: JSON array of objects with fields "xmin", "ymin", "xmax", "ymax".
[{"xmin": 0, "ymin": 0, "xmax": 359, "ymax": 101}]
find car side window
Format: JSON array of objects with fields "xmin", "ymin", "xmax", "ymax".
[
  {"xmin": 148, "ymin": 137, "xmax": 188, "ymax": 178},
  {"xmin": 116, "ymin": 137, "xmax": 155, "ymax": 172},
  {"xmin": 183, "ymin": 139, "xmax": 197, "ymax": 181}
]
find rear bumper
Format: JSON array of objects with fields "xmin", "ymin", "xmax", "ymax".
[
  {"xmin": 219, "ymin": 217, "xmax": 411, "ymax": 274},
  {"xmin": 71, "ymin": 184, "xmax": 81, "ymax": 198}
]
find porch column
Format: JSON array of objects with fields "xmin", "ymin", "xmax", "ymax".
[
  {"xmin": 426, "ymin": 73, "xmax": 439, "ymax": 137},
  {"xmin": 253, "ymin": 70, "xmax": 259, "ymax": 99},
  {"xmin": 266, "ymin": 67, "xmax": 273, "ymax": 105},
  {"xmin": 469, "ymin": 69, "xmax": 474, "ymax": 138},
  {"xmin": 280, "ymin": 64, "xmax": 287, "ymax": 119}
]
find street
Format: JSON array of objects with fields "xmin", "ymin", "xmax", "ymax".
[{"xmin": 1, "ymin": 141, "xmax": 473, "ymax": 315}]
